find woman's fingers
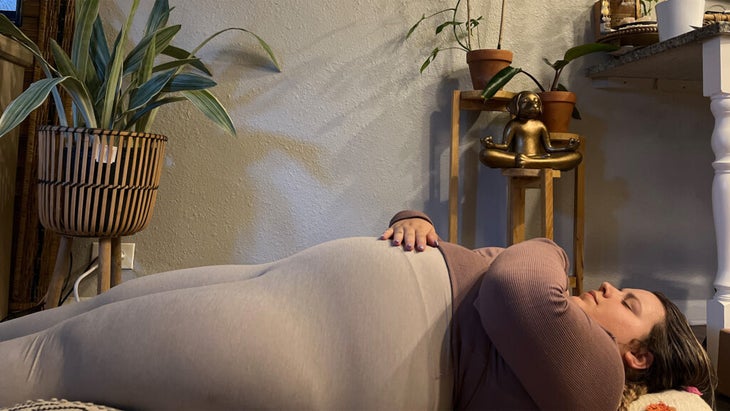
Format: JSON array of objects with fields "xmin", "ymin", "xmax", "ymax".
[{"xmin": 381, "ymin": 218, "xmax": 439, "ymax": 252}]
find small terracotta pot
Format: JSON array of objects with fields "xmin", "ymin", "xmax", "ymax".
[
  {"xmin": 466, "ymin": 49, "xmax": 513, "ymax": 90},
  {"xmin": 538, "ymin": 91, "xmax": 577, "ymax": 132}
]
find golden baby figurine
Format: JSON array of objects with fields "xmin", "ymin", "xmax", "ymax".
[{"xmin": 480, "ymin": 91, "xmax": 582, "ymax": 171}]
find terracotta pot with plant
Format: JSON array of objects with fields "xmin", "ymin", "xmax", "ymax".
[
  {"xmin": 0, "ymin": 0, "xmax": 279, "ymax": 306},
  {"xmin": 407, "ymin": 0, "xmax": 511, "ymax": 90},
  {"xmin": 481, "ymin": 43, "xmax": 618, "ymax": 132}
]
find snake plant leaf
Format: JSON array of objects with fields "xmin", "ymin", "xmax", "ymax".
[
  {"xmin": 162, "ymin": 45, "xmax": 212, "ymax": 76},
  {"xmin": 0, "ymin": 77, "xmax": 71, "ymax": 136},
  {"xmin": 190, "ymin": 27, "xmax": 281, "ymax": 72},
  {"xmin": 481, "ymin": 66, "xmax": 522, "ymax": 100},
  {"xmin": 152, "ymin": 58, "xmax": 203, "ymax": 73},
  {"xmin": 50, "ymin": 39, "xmax": 80, "ymax": 79},
  {"xmin": 0, "ymin": 14, "xmax": 52, "ymax": 73},
  {"xmin": 144, "ymin": 0, "xmax": 171, "ymax": 36},
  {"xmin": 163, "ymin": 73, "xmax": 216, "ymax": 93},
  {"xmin": 137, "ymin": 32, "xmax": 157, "ymax": 85},
  {"xmin": 124, "ymin": 96, "xmax": 186, "ymax": 131},
  {"xmin": 180, "ymin": 89, "xmax": 236, "ymax": 136},
  {"xmin": 90, "ymin": 16, "xmax": 110, "ymax": 80},
  {"xmin": 71, "ymin": 0, "xmax": 99, "ymax": 85},
  {"xmin": 123, "ymin": 25, "xmax": 181, "ymax": 75},
  {"xmin": 128, "ymin": 69, "xmax": 175, "ymax": 111},
  {"xmin": 101, "ymin": 0, "xmax": 140, "ymax": 129}
]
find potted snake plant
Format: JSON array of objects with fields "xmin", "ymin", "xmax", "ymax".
[
  {"xmin": 407, "ymin": 0, "xmax": 511, "ymax": 90},
  {"xmin": 480, "ymin": 42, "xmax": 618, "ymax": 132},
  {"xmin": 0, "ymin": 0, "xmax": 279, "ymax": 305}
]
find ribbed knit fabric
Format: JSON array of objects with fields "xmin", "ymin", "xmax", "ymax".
[{"xmin": 391, "ymin": 210, "xmax": 625, "ymax": 410}]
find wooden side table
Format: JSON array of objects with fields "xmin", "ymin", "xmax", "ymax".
[{"xmin": 449, "ymin": 90, "xmax": 584, "ymax": 294}]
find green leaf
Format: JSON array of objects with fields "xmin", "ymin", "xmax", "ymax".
[
  {"xmin": 435, "ymin": 20, "xmax": 460, "ymax": 35},
  {"xmin": 124, "ymin": 25, "xmax": 181, "ymax": 75},
  {"xmin": 563, "ymin": 42, "xmax": 619, "ymax": 62},
  {"xmin": 0, "ymin": 77, "xmax": 67, "ymax": 137},
  {"xmin": 90, "ymin": 16, "xmax": 110, "ymax": 80},
  {"xmin": 162, "ymin": 45, "xmax": 212, "ymax": 75},
  {"xmin": 406, "ymin": 15, "xmax": 426, "ymax": 39},
  {"xmin": 138, "ymin": 32, "xmax": 157, "ymax": 85},
  {"xmin": 50, "ymin": 39, "xmax": 80, "ymax": 78},
  {"xmin": 180, "ymin": 89, "xmax": 236, "ymax": 136},
  {"xmin": 0, "ymin": 14, "xmax": 58, "ymax": 79},
  {"xmin": 128, "ymin": 70, "xmax": 175, "ymax": 111},
  {"xmin": 481, "ymin": 66, "xmax": 522, "ymax": 100},
  {"xmin": 420, "ymin": 48, "xmax": 439, "ymax": 73},
  {"xmin": 190, "ymin": 27, "xmax": 281, "ymax": 72},
  {"xmin": 152, "ymin": 58, "xmax": 203, "ymax": 73},
  {"xmin": 58, "ymin": 77, "xmax": 98, "ymax": 127},
  {"xmin": 101, "ymin": 0, "xmax": 140, "ymax": 129},
  {"xmin": 163, "ymin": 73, "xmax": 216, "ymax": 92},
  {"xmin": 71, "ymin": 0, "xmax": 99, "ymax": 84},
  {"xmin": 144, "ymin": 0, "xmax": 171, "ymax": 36},
  {"xmin": 125, "ymin": 96, "xmax": 185, "ymax": 131}
]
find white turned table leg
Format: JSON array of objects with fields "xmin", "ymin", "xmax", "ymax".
[{"xmin": 704, "ymin": 36, "xmax": 730, "ymax": 367}]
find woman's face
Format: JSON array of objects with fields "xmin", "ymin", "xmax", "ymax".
[{"xmin": 570, "ymin": 282, "xmax": 665, "ymax": 348}]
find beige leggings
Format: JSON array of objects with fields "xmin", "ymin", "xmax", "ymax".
[{"xmin": 0, "ymin": 237, "xmax": 452, "ymax": 410}]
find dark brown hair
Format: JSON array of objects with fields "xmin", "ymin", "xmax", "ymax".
[{"xmin": 620, "ymin": 292, "xmax": 717, "ymax": 410}]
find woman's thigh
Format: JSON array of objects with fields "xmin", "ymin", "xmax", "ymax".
[
  {"xmin": 0, "ymin": 237, "xmax": 453, "ymax": 410},
  {"xmin": 0, "ymin": 262, "xmax": 272, "ymax": 341}
]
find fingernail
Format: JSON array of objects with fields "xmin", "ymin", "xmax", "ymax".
[
  {"xmin": 405, "ymin": 243, "xmax": 413, "ymax": 250},
  {"xmin": 417, "ymin": 245, "xmax": 425, "ymax": 251},
  {"xmin": 434, "ymin": 240, "xmax": 439, "ymax": 247},
  {"xmin": 392, "ymin": 240, "xmax": 400, "ymax": 246}
]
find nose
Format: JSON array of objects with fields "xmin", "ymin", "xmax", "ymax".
[{"xmin": 600, "ymin": 282, "xmax": 618, "ymax": 297}]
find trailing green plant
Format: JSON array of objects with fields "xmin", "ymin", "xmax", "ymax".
[
  {"xmin": 481, "ymin": 42, "xmax": 618, "ymax": 99},
  {"xmin": 406, "ymin": 0, "xmax": 506, "ymax": 73},
  {"xmin": 0, "ymin": 0, "xmax": 280, "ymax": 139}
]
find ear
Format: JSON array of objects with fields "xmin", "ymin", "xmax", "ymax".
[
  {"xmin": 623, "ymin": 346, "xmax": 655, "ymax": 370},
  {"xmin": 508, "ymin": 92, "xmax": 522, "ymax": 116}
]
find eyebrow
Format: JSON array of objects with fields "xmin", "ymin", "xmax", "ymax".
[{"xmin": 625, "ymin": 292, "xmax": 642, "ymax": 316}]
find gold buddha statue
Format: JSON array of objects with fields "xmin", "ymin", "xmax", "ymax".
[{"xmin": 479, "ymin": 91, "xmax": 582, "ymax": 171}]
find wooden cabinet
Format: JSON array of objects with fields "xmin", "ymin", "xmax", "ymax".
[{"xmin": 0, "ymin": 34, "xmax": 32, "ymax": 320}]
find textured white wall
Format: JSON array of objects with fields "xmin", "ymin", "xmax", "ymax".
[{"xmin": 72, "ymin": 0, "xmax": 716, "ymax": 322}]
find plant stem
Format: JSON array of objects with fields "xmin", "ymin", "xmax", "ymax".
[
  {"xmin": 498, "ymin": 0, "xmax": 506, "ymax": 49},
  {"xmin": 466, "ymin": 0, "xmax": 471, "ymax": 50},
  {"xmin": 522, "ymin": 70, "xmax": 546, "ymax": 92},
  {"xmin": 452, "ymin": 0, "xmax": 469, "ymax": 51},
  {"xmin": 550, "ymin": 67, "xmax": 564, "ymax": 91}
]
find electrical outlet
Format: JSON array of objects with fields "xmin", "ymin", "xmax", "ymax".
[{"xmin": 91, "ymin": 242, "xmax": 135, "ymax": 269}]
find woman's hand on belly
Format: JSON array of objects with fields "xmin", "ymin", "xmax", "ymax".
[{"xmin": 380, "ymin": 217, "xmax": 440, "ymax": 252}]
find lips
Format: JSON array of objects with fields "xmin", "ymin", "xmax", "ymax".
[{"xmin": 588, "ymin": 291, "xmax": 598, "ymax": 303}]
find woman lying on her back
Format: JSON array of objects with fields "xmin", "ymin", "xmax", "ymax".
[
  {"xmin": 385, "ymin": 211, "xmax": 716, "ymax": 410},
  {"xmin": 0, "ymin": 210, "xmax": 716, "ymax": 410}
]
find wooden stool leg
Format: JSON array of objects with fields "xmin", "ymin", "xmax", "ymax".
[
  {"xmin": 46, "ymin": 236, "xmax": 73, "ymax": 308},
  {"xmin": 508, "ymin": 177, "xmax": 527, "ymax": 245},
  {"xmin": 540, "ymin": 169, "xmax": 555, "ymax": 240},
  {"xmin": 110, "ymin": 237, "xmax": 122, "ymax": 287},
  {"xmin": 449, "ymin": 90, "xmax": 461, "ymax": 243},
  {"xmin": 97, "ymin": 238, "xmax": 112, "ymax": 293}
]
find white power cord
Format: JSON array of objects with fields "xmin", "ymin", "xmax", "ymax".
[{"xmin": 73, "ymin": 263, "xmax": 99, "ymax": 302}]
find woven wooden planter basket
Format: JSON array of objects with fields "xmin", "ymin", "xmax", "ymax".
[{"xmin": 37, "ymin": 126, "xmax": 167, "ymax": 237}]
